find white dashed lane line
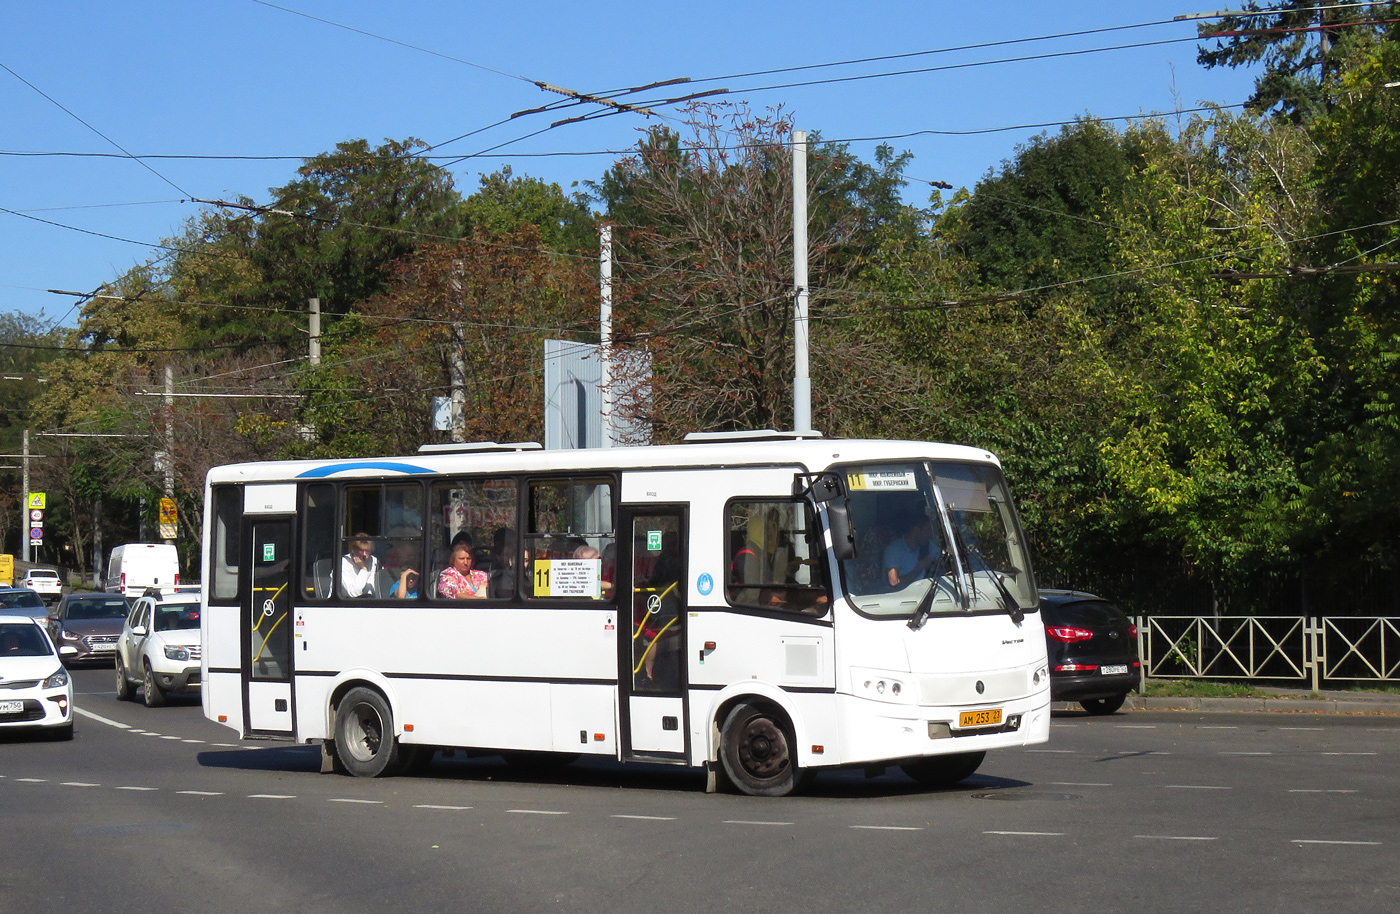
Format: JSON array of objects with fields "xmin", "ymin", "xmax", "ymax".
[
  {"xmin": 1166, "ymin": 785, "xmax": 1232, "ymax": 790},
  {"xmin": 985, "ymin": 831, "xmax": 1064, "ymax": 836},
  {"xmin": 1290, "ymin": 789, "xmax": 1357, "ymax": 794},
  {"xmin": 1293, "ymin": 839, "xmax": 1382, "ymax": 846},
  {"xmin": 416, "ymin": 804, "xmax": 472, "ymax": 810},
  {"xmin": 611, "ymin": 814, "xmax": 676, "ymax": 821},
  {"xmin": 1135, "ymin": 835, "xmax": 1219, "ymax": 841},
  {"xmin": 329, "ymin": 798, "xmax": 383, "ymax": 805},
  {"xmin": 508, "ymin": 809, "xmax": 568, "ymax": 816},
  {"xmin": 178, "ymin": 791, "xmax": 223, "ymax": 796},
  {"xmin": 724, "ymin": 820, "xmax": 793, "ymax": 826},
  {"xmin": 248, "ymin": 794, "xmax": 296, "ymax": 799},
  {"xmin": 116, "ymin": 786, "xmax": 159, "ymax": 791},
  {"xmin": 61, "ymin": 782, "xmax": 100, "ymax": 787},
  {"xmin": 852, "ymin": 825, "xmax": 924, "ymax": 831}
]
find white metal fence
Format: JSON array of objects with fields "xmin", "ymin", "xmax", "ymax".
[{"xmin": 1138, "ymin": 615, "xmax": 1400, "ymax": 690}]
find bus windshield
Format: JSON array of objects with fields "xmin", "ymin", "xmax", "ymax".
[{"xmin": 837, "ymin": 461, "xmax": 1036, "ymax": 619}]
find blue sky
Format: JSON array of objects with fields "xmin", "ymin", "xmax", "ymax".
[{"xmin": 1, "ymin": 1, "xmax": 1262, "ymax": 326}]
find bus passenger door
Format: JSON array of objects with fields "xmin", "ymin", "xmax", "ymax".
[
  {"xmin": 244, "ymin": 518, "xmax": 295, "ymax": 737},
  {"xmin": 619, "ymin": 507, "xmax": 687, "ymax": 760}
]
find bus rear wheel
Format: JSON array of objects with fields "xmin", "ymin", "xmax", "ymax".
[
  {"xmin": 900, "ymin": 751, "xmax": 985, "ymax": 789},
  {"xmin": 720, "ymin": 701, "xmax": 800, "ymax": 797},
  {"xmin": 334, "ymin": 687, "xmax": 403, "ymax": 778}
]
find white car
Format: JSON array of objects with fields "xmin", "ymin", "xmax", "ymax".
[
  {"xmin": 0, "ymin": 614, "xmax": 74, "ymax": 739},
  {"xmin": 21, "ymin": 569, "xmax": 63, "ymax": 603},
  {"xmin": 114, "ymin": 593, "xmax": 202, "ymax": 707}
]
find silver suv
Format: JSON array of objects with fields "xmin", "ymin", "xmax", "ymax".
[{"xmin": 115, "ymin": 592, "xmax": 202, "ymax": 707}]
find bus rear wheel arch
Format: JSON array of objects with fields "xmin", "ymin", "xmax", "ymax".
[
  {"xmin": 719, "ymin": 699, "xmax": 803, "ymax": 797},
  {"xmin": 332, "ymin": 686, "xmax": 405, "ymax": 778}
]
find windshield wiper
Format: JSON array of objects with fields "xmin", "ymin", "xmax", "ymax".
[
  {"xmin": 907, "ymin": 551, "xmax": 953, "ymax": 631},
  {"xmin": 949, "ymin": 522, "xmax": 1024, "ymax": 624}
]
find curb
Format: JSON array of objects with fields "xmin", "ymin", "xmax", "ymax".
[{"xmin": 1054, "ymin": 697, "xmax": 1400, "ymax": 715}]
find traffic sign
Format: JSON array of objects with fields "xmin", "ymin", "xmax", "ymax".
[
  {"xmin": 159, "ymin": 497, "xmax": 178, "ymax": 540},
  {"xmin": 29, "ymin": 526, "xmax": 43, "ymax": 541},
  {"xmin": 27, "ymin": 493, "xmax": 46, "ymax": 510},
  {"xmin": 29, "ymin": 509, "xmax": 42, "ymax": 522}
]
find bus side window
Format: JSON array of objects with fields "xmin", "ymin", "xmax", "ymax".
[
  {"xmin": 526, "ymin": 477, "xmax": 615, "ymax": 602},
  {"xmin": 429, "ymin": 478, "xmax": 519, "ymax": 601},
  {"xmin": 726, "ymin": 499, "xmax": 830, "ymax": 615}
]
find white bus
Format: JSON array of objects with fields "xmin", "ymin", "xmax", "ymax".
[{"xmin": 200, "ymin": 432, "xmax": 1050, "ymax": 796}]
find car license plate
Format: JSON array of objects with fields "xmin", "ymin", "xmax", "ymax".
[
  {"xmin": 1101, "ymin": 664, "xmax": 1129, "ymax": 675},
  {"xmin": 958, "ymin": 708, "xmax": 1003, "ymax": 728},
  {"xmin": 0, "ymin": 700, "xmax": 23, "ymax": 714}
]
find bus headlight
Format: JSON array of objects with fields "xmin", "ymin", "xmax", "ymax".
[{"xmin": 852, "ymin": 669, "xmax": 913, "ymax": 703}]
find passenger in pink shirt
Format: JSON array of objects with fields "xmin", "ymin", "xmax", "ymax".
[{"xmin": 437, "ymin": 541, "xmax": 487, "ymax": 599}]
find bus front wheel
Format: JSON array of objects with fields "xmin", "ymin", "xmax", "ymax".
[
  {"xmin": 720, "ymin": 701, "xmax": 799, "ymax": 797},
  {"xmin": 334, "ymin": 687, "xmax": 403, "ymax": 778},
  {"xmin": 900, "ymin": 751, "xmax": 985, "ymax": 789}
]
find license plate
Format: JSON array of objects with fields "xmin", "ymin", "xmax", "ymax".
[
  {"xmin": 1101, "ymin": 664, "xmax": 1129, "ymax": 675},
  {"xmin": 0, "ymin": 700, "xmax": 23, "ymax": 714},
  {"xmin": 958, "ymin": 708, "xmax": 1003, "ymax": 728}
]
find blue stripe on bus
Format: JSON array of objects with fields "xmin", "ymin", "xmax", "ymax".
[{"xmin": 296, "ymin": 461, "xmax": 432, "ymax": 478}]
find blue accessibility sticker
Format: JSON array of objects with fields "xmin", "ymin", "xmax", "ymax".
[{"xmin": 696, "ymin": 572, "xmax": 714, "ymax": 596}]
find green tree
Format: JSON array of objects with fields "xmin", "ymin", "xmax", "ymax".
[
  {"xmin": 461, "ymin": 166, "xmax": 596, "ymax": 253},
  {"xmin": 1196, "ymin": 0, "xmax": 1396, "ymax": 122}
]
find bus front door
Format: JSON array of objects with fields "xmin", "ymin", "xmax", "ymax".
[
  {"xmin": 619, "ymin": 508, "xmax": 687, "ymax": 760},
  {"xmin": 243, "ymin": 519, "xmax": 295, "ymax": 737}
]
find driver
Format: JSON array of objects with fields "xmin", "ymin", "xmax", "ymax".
[{"xmin": 884, "ymin": 513, "xmax": 935, "ymax": 589}]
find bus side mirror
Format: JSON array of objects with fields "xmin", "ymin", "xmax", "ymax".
[{"xmin": 827, "ymin": 501, "xmax": 857, "ymax": 562}]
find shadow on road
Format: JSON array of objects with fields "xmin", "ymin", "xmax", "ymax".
[{"xmin": 193, "ymin": 743, "xmax": 1029, "ymax": 798}]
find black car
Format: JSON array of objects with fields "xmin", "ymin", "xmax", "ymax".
[{"xmin": 1039, "ymin": 589, "xmax": 1140, "ymax": 714}]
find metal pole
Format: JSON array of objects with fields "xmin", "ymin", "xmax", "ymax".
[
  {"xmin": 163, "ymin": 364, "xmax": 175, "ymax": 545},
  {"xmin": 21, "ymin": 429, "xmax": 30, "ymax": 563},
  {"xmin": 309, "ymin": 297, "xmax": 322, "ymax": 366},
  {"xmin": 599, "ymin": 223, "xmax": 614, "ymax": 449},
  {"xmin": 792, "ymin": 129, "xmax": 812, "ymax": 434},
  {"xmin": 449, "ymin": 263, "xmax": 467, "ymax": 444}
]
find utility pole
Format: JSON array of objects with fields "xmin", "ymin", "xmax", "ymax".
[
  {"xmin": 162, "ymin": 364, "xmax": 175, "ymax": 546},
  {"xmin": 21, "ymin": 429, "xmax": 30, "ymax": 563},
  {"xmin": 792, "ymin": 129, "xmax": 813, "ymax": 434},
  {"xmin": 309, "ymin": 297, "xmax": 322, "ymax": 366},
  {"xmin": 599, "ymin": 223, "xmax": 614, "ymax": 449},
  {"xmin": 449, "ymin": 264, "xmax": 468, "ymax": 444}
]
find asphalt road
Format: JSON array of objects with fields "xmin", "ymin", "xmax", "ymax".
[{"xmin": 2, "ymin": 667, "xmax": 1396, "ymax": 914}]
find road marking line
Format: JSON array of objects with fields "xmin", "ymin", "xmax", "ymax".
[
  {"xmin": 1292, "ymin": 839, "xmax": 1381, "ymax": 846},
  {"xmin": 1116, "ymin": 725, "xmax": 1157, "ymax": 729},
  {"xmin": 1280, "ymin": 727, "xmax": 1324, "ymax": 731},
  {"xmin": 212, "ymin": 743, "xmax": 241, "ymax": 748},
  {"xmin": 1221, "ymin": 751, "xmax": 1272, "ymax": 756},
  {"xmin": 1198, "ymin": 726, "xmax": 1238, "ymax": 729},
  {"xmin": 1322, "ymin": 752, "xmax": 1377, "ymax": 756},
  {"xmin": 1135, "ymin": 835, "xmax": 1218, "ymax": 841},
  {"xmin": 852, "ymin": 825, "xmax": 925, "ymax": 831},
  {"xmin": 1290, "ymin": 789, "xmax": 1358, "ymax": 794},
  {"xmin": 724, "ymin": 820, "xmax": 793, "ymax": 826},
  {"xmin": 181, "ymin": 739, "xmax": 204, "ymax": 744},
  {"xmin": 1027, "ymin": 749, "xmax": 1075, "ymax": 753},
  {"xmin": 61, "ymin": 781, "xmax": 100, "ymax": 787},
  {"xmin": 508, "ymin": 809, "xmax": 568, "ymax": 815},
  {"xmin": 1051, "ymin": 782, "xmax": 1112, "ymax": 787},
  {"xmin": 248, "ymin": 794, "xmax": 296, "ymax": 799},
  {"xmin": 416, "ymin": 804, "xmax": 473, "ymax": 810},
  {"xmin": 116, "ymin": 786, "xmax": 159, "ymax": 791},
  {"xmin": 16, "ymin": 778, "xmax": 47, "ymax": 783},
  {"xmin": 612, "ymin": 815, "xmax": 677, "ymax": 821},
  {"xmin": 160, "ymin": 735, "xmax": 182, "ymax": 740},
  {"xmin": 328, "ymin": 798, "xmax": 383, "ymax": 804},
  {"xmin": 1166, "ymin": 785, "xmax": 1232, "ymax": 790},
  {"xmin": 985, "ymin": 830, "xmax": 1065, "ymax": 836},
  {"xmin": 72, "ymin": 707, "xmax": 131, "ymax": 729},
  {"xmin": 142, "ymin": 732, "xmax": 163, "ymax": 737},
  {"xmin": 178, "ymin": 790, "xmax": 222, "ymax": 796}
]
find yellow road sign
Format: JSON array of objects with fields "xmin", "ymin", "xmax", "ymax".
[{"xmin": 27, "ymin": 492, "xmax": 46, "ymax": 509}]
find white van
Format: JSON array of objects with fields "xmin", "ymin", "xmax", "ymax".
[{"xmin": 105, "ymin": 544, "xmax": 180, "ymax": 597}]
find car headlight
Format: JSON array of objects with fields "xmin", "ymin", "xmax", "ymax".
[
  {"xmin": 164, "ymin": 645, "xmax": 191, "ymax": 662},
  {"xmin": 43, "ymin": 667, "xmax": 70, "ymax": 689},
  {"xmin": 61, "ymin": 629, "xmax": 80, "ymax": 641}
]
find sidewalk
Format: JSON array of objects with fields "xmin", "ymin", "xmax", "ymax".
[{"xmin": 1056, "ymin": 685, "xmax": 1400, "ymax": 715}]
